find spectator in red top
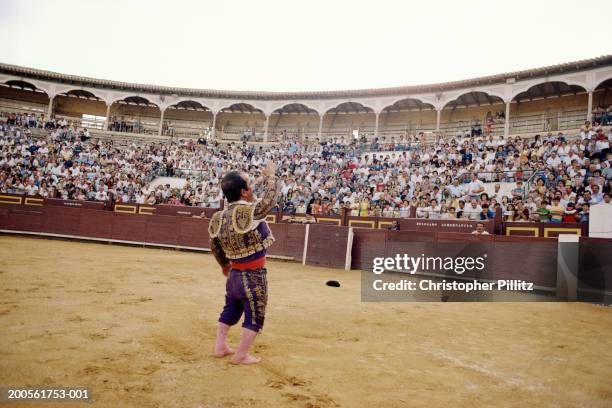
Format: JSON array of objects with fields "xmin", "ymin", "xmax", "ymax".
[{"xmin": 563, "ymin": 202, "xmax": 580, "ymax": 223}]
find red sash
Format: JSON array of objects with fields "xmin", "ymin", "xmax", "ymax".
[{"xmin": 230, "ymin": 256, "xmax": 266, "ymax": 270}]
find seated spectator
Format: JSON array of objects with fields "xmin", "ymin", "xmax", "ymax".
[
  {"xmin": 524, "ymin": 196, "xmax": 537, "ymax": 214},
  {"xmin": 503, "ymin": 203, "xmax": 516, "ymax": 221},
  {"xmin": 455, "ymin": 200, "xmax": 466, "ymax": 214},
  {"xmin": 590, "ymin": 184, "xmax": 603, "ymax": 204},
  {"xmin": 579, "ymin": 203, "xmax": 590, "ymax": 223},
  {"xmin": 471, "ymin": 117, "xmax": 482, "ymax": 137},
  {"xmin": 511, "ymin": 180, "xmax": 525, "ymax": 200},
  {"xmin": 471, "ymin": 222, "xmax": 490, "ymax": 235},
  {"xmin": 548, "ymin": 197, "xmax": 564, "ymax": 223},
  {"xmin": 480, "ymin": 203, "xmax": 495, "ymax": 220},
  {"xmin": 577, "ymin": 191, "xmax": 595, "ymax": 206},
  {"xmin": 370, "ymin": 203, "xmax": 382, "ymax": 217},
  {"xmin": 446, "ymin": 178, "xmax": 465, "ymax": 200},
  {"xmin": 515, "ymin": 202, "xmax": 530, "ymax": 222},
  {"xmin": 358, "ymin": 198, "xmax": 369, "ymax": 217},
  {"xmin": 535, "ymin": 200, "xmax": 551, "ymax": 222},
  {"xmin": 283, "ymin": 201, "xmax": 296, "ymax": 214},
  {"xmin": 426, "ymin": 199, "xmax": 441, "ymax": 219},
  {"xmin": 416, "ymin": 202, "xmax": 428, "ymax": 218},
  {"xmin": 295, "ymin": 200, "xmax": 307, "ymax": 214},
  {"xmin": 563, "ymin": 202, "xmax": 580, "ymax": 222},
  {"xmin": 463, "ymin": 199, "xmax": 482, "ymax": 220},
  {"xmin": 310, "ymin": 198, "xmax": 322, "ymax": 215},
  {"xmin": 387, "ymin": 220, "xmax": 400, "ymax": 231}
]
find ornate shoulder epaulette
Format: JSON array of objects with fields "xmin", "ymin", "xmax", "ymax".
[
  {"xmin": 231, "ymin": 204, "xmax": 257, "ymax": 234},
  {"xmin": 208, "ymin": 211, "xmax": 223, "ymax": 238}
]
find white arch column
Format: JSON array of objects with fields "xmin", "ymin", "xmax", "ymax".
[
  {"xmin": 211, "ymin": 111, "xmax": 217, "ymax": 139},
  {"xmin": 104, "ymin": 103, "xmax": 111, "ymax": 130},
  {"xmin": 435, "ymin": 108, "xmax": 442, "ymax": 131},
  {"xmin": 374, "ymin": 111, "xmax": 380, "ymax": 138},
  {"xmin": 317, "ymin": 114, "xmax": 324, "ymax": 140},
  {"xmin": 47, "ymin": 94, "xmax": 55, "ymax": 119},
  {"xmin": 504, "ymin": 101, "xmax": 511, "ymax": 137},
  {"xmin": 158, "ymin": 108, "xmax": 166, "ymax": 137},
  {"xmin": 263, "ymin": 114, "xmax": 270, "ymax": 142},
  {"xmin": 587, "ymin": 91, "xmax": 593, "ymax": 121}
]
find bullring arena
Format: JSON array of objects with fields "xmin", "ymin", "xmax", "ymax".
[
  {"xmin": 2, "ymin": 8, "xmax": 612, "ymax": 406},
  {"xmin": 1, "ymin": 235, "xmax": 611, "ymax": 408}
]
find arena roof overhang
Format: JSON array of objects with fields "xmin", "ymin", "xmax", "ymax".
[{"xmin": 1, "ymin": 55, "xmax": 611, "ymax": 115}]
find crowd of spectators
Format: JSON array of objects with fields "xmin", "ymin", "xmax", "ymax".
[
  {"xmin": 0, "ymin": 120, "xmax": 197, "ymax": 205},
  {"xmin": 1, "ymin": 112, "xmax": 611, "ymax": 226},
  {"xmin": 3, "ymin": 111, "xmax": 92, "ymax": 135},
  {"xmin": 108, "ymin": 116, "xmax": 147, "ymax": 134},
  {"xmin": 592, "ymin": 104, "xmax": 612, "ymax": 126},
  {"xmin": 4, "ymin": 111, "xmax": 193, "ymax": 138}
]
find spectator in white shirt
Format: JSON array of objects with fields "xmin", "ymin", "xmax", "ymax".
[
  {"xmin": 546, "ymin": 151, "xmax": 562, "ymax": 168},
  {"xmin": 464, "ymin": 199, "xmax": 482, "ymax": 220},
  {"xmin": 471, "ymin": 222, "xmax": 490, "ymax": 235},
  {"xmin": 467, "ymin": 173, "xmax": 485, "ymax": 200}
]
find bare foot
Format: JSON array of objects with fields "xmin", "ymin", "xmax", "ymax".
[
  {"xmin": 213, "ymin": 345, "xmax": 234, "ymax": 358},
  {"xmin": 231, "ymin": 354, "xmax": 260, "ymax": 365}
]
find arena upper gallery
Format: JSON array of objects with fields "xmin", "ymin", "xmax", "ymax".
[{"xmin": 0, "ymin": 55, "xmax": 611, "ymax": 141}]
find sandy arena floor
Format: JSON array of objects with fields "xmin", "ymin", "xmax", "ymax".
[{"xmin": 0, "ymin": 235, "xmax": 611, "ymax": 408}]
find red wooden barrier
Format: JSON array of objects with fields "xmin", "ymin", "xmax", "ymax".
[
  {"xmin": 79, "ymin": 209, "xmax": 114, "ymax": 239},
  {"xmin": 262, "ymin": 223, "xmax": 306, "ymax": 260},
  {"xmin": 42, "ymin": 206, "xmax": 81, "ymax": 236},
  {"xmin": 267, "ymin": 223, "xmax": 288, "ymax": 257},
  {"xmin": 314, "ymin": 215, "xmax": 342, "ymax": 226},
  {"xmin": 579, "ymin": 237, "xmax": 612, "ymax": 294},
  {"xmin": 503, "ymin": 221, "xmax": 586, "ymax": 238},
  {"xmin": 153, "ymin": 204, "xmax": 207, "ymax": 217},
  {"xmin": 351, "ymin": 229, "xmax": 387, "ymax": 270},
  {"xmin": 305, "ymin": 224, "xmax": 349, "ymax": 269},
  {"xmin": 350, "ymin": 229, "xmax": 559, "ymax": 288},
  {"xmin": 0, "ymin": 207, "xmax": 9, "ymax": 229},
  {"xmin": 347, "ymin": 216, "xmax": 378, "ymax": 229},
  {"xmin": 6, "ymin": 208, "xmax": 44, "ymax": 232},
  {"xmin": 0, "ymin": 204, "xmax": 304, "ymax": 259},
  {"xmin": 177, "ymin": 218, "xmax": 209, "ymax": 248},
  {"xmin": 111, "ymin": 214, "xmax": 148, "ymax": 242},
  {"xmin": 0, "ymin": 202, "xmax": 600, "ymax": 293},
  {"xmin": 44, "ymin": 198, "xmax": 105, "ymax": 210},
  {"xmin": 488, "ymin": 240, "xmax": 557, "ymax": 288},
  {"xmin": 0, "ymin": 193, "xmax": 24, "ymax": 206},
  {"xmin": 384, "ymin": 231, "xmax": 438, "ymax": 266},
  {"xmin": 284, "ymin": 224, "xmax": 307, "ymax": 260},
  {"xmin": 145, "ymin": 215, "xmax": 180, "ymax": 246},
  {"xmin": 399, "ymin": 218, "xmax": 492, "ymax": 234},
  {"xmin": 23, "ymin": 196, "xmax": 44, "ymax": 207},
  {"xmin": 203, "ymin": 208, "xmax": 220, "ymax": 218},
  {"xmin": 436, "ymin": 232, "xmax": 493, "ymax": 242}
]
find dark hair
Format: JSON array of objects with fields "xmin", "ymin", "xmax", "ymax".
[{"xmin": 221, "ymin": 171, "xmax": 247, "ymax": 202}]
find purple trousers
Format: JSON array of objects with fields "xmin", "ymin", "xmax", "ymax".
[{"xmin": 218, "ymin": 267, "xmax": 268, "ymax": 332}]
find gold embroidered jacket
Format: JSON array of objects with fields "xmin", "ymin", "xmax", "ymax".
[{"xmin": 209, "ymin": 175, "xmax": 280, "ymax": 266}]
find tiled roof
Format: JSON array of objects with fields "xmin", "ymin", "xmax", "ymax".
[{"xmin": 1, "ymin": 55, "xmax": 611, "ymax": 100}]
